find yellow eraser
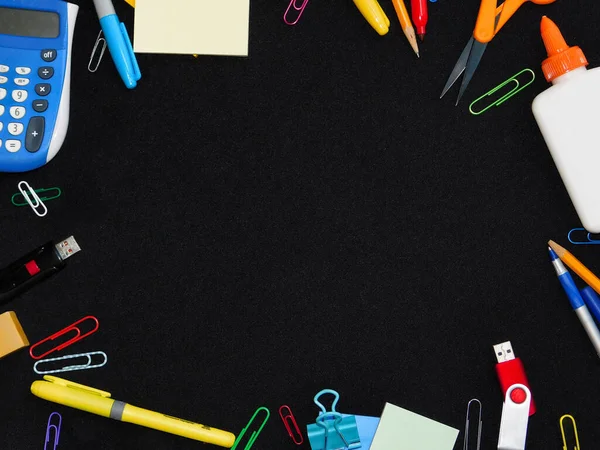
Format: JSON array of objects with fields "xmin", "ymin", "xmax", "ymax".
[{"xmin": 0, "ymin": 311, "xmax": 29, "ymax": 359}]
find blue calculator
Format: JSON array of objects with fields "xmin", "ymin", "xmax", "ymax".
[{"xmin": 0, "ymin": 0, "xmax": 78, "ymax": 173}]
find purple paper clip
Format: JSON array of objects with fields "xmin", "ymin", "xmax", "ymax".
[
  {"xmin": 283, "ymin": 0, "xmax": 310, "ymax": 25},
  {"xmin": 44, "ymin": 412, "xmax": 62, "ymax": 450}
]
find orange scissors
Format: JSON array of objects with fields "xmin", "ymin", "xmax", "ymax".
[{"xmin": 440, "ymin": 0, "xmax": 556, "ymax": 105}]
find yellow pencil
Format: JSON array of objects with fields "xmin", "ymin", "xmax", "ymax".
[
  {"xmin": 548, "ymin": 240, "xmax": 600, "ymax": 295},
  {"xmin": 391, "ymin": 0, "xmax": 419, "ymax": 57}
]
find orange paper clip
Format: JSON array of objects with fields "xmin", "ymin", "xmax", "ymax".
[
  {"xmin": 30, "ymin": 316, "xmax": 99, "ymax": 360},
  {"xmin": 279, "ymin": 405, "xmax": 303, "ymax": 445}
]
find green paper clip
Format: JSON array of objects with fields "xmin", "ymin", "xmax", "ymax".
[
  {"xmin": 231, "ymin": 407, "xmax": 270, "ymax": 450},
  {"xmin": 11, "ymin": 187, "xmax": 62, "ymax": 206},
  {"xmin": 469, "ymin": 69, "xmax": 535, "ymax": 115}
]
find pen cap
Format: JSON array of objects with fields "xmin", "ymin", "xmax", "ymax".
[{"xmin": 580, "ymin": 287, "xmax": 600, "ymax": 324}]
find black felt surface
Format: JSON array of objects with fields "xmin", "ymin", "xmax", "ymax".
[{"xmin": 1, "ymin": 0, "xmax": 599, "ymax": 448}]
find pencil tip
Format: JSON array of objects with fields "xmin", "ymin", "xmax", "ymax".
[{"xmin": 416, "ymin": 52, "xmax": 420, "ymax": 58}]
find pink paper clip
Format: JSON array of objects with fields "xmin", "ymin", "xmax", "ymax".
[
  {"xmin": 279, "ymin": 405, "xmax": 304, "ymax": 445},
  {"xmin": 30, "ymin": 316, "xmax": 100, "ymax": 360},
  {"xmin": 283, "ymin": 0, "xmax": 310, "ymax": 26}
]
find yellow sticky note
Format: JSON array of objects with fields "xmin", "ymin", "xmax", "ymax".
[{"xmin": 133, "ymin": 0, "xmax": 250, "ymax": 56}]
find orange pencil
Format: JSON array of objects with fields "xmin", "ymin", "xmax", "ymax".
[
  {"xmin": 391, "ymin": 0, "xmax": 419, "ymax": 57},
  {"xmin": 548, "ymin": 240, "xmax": 600, "ymax": 295}
]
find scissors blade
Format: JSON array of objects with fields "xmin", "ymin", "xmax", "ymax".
[
  {"xmin": 440, "ymin": 37, "xmax": 474, "ymax": 99},
  {"xmin": 455, "ymin": 40, "xmax": 487, "ymax": 105}
]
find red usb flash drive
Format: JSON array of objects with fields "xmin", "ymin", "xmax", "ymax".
[{"xmin": 493, "ymin": 341, "xmax": 536, "ymax": 416}]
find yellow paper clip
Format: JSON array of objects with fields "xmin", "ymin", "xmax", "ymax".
[
  {"xmin": 231, "ymin": 407, "xmax": 270, "ymax": 450},
  {"xmin": 560, "ymin": 414, "xmax": 581, "ymax": 450},
  {"xmin": 469, "ymin": 69, "xmax": 535, "ymax": 115}
]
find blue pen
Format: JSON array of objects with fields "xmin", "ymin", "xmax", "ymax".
[
  {"xmin": 549, "ymin": 247, "xmax": 600, "ymax": 358},
  {"xmin": 93, "ymin": 0, "xmax": 141, "ymax": 89}
]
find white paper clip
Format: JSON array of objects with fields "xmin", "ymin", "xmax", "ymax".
[
  {"xmin": 88, "ymin": 29, "xmax": 107, "ymax": 73},
  {"xmin": 33, "ymin": 351, "xmax": 108, "ymax": 375},
  {"xmin": 18, "ymin": 181, "xmax": 47, "ymax": 217},
  {"xmin": 497, "ymin": 384, "xmax": 531, "ymax": 450}
]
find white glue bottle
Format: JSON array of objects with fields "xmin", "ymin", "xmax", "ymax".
[{"xmin": 532, "ymin": 16, "xmax": 600, "ymax": 233}]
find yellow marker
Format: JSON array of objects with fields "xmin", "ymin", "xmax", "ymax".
[
  {"xmin": 353, "ymin": 0, "xmax": 390, "ymax": 35},
  {"xmin": 31, "ymin": 376, "xmax": 236, "ymax": 448},
  {"xmin": 124, "ymin": 0, "xmax": 134, "ymax": 6}
]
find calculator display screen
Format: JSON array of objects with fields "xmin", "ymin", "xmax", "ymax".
[{"xmin": 0, "ymin": 7, "xmax": 59, "ymax": 38}]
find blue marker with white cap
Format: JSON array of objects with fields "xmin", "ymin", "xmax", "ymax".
[{"xmin": 92, "ymin": 0, "xmax": 140, "ymax": 89}]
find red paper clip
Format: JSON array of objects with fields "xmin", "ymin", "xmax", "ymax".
[
  {"xmin": 279, "ymin": 405, "xmax": 303, "ymax": 445},
  {"xmin": 30, "ymin": 316, "xmax": 99, "ymax": 360}
]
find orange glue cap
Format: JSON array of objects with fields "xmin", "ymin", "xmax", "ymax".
[{"xmin": 541, "ymin": 16, "xmax": 588, "ymax": 83}]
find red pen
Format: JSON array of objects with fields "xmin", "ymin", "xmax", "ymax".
[{"xmin": 410, "ymin": 0, "xmax": 428, "ymax": 41}]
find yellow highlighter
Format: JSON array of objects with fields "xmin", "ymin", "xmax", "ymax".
[
  {"xmin": 31, "ymin": 376, "xmax": 236, "ymax": 448},
  {"xmin": 353, "ymin": 0, "xmax": 390, "ymax": 35}
]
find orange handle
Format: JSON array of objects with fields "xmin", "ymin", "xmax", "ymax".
[{"xmin": 474, "ymin": 0, "xmax": 556, "ymax": 43}]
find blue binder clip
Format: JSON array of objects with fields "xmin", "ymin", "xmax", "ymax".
[{"xmin": 307, "ymin": 389, "xmax": 361, "ymax": 450}]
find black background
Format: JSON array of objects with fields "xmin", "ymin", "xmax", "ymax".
[{"xmin": 1, "ymin": 0, "xmax": 599, "ymax": 449}]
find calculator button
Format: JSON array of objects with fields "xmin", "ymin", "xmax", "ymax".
[
  {"xmin": 32, "ymin": 100, "xmax": 48, "ymax": 113},
  {"xmin": 0, "ymin": 105, "xmax": 4, "ymax": 116},
  {"xmin": 6, "ymin": 140, "xmax": 21, "ymax": 152},
  {"xmin": 8, "ymin": 122, "xmax": 23, "ymax": 135},
  {"xmin": 0, "ymin": 88, "xmax": 6, "ymax": 100},
  {"xmin": 0, "ymin": 65, "xmax": 9, "ymax": 73},
  {"xmin": 41, "ymin": 50, "xmax": 57, "ymax": 62},
  {"xmin": 35, "ymin": 84, "xmax": 51, "ymax": 96},
  {"xmin": 0, "ymin": 122, "xmax": 3, "ymax": 132},
  {"xmin": 26, "ymin": 117, "xmax": 44, "ymax": 153},
  {"xmin": 14, "ymin": 78, "xmax": 29, "ymax": 86},
  {"xmin": 15, "ymin": 67, "xmax": 31, "ymax": 75},
  {"xmin": 38, "ymin": 67, "xmax": 54, "ymax": 80},
  {"xmin": 10, "ymin": 106, "xmax": 25, "ymax": 119},
  {"xmin": 0, "ymin": 76, "xmax": 7, "ymax": 84},
  {"xmin": 12, "ymin": 90, "xmax": 27, "ymax": 102}
]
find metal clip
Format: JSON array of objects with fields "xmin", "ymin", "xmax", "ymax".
[
  {"xmin": 17, "ymin": 181, "xmax": 48, "ymax": 217},
  {"xmin": 88, "ymin": 30, "xmax": 107, "ymax": 73},
  {"xmin": 469, "ymin": 69, "xmax": 535, "ymax": 115},
  {"xmin": 30, "ymin": 316, "xmax": 100, "ymax": 360},
  {"xmin": 44, "ymin": 412, "xmax": 62, "ymax": 450},
  {"xmin": 568, "ymin": 228, "xmax": 600, "ymax": 245},
  {"xmin": 283, "ymin": 0, "xmax": 310, "ymax": 25},
  {"xmin": 34, "ymin": 351, "xmax": 108, "ymax": 375},
  {"xmin": 560, "ymin": 414, "xmax": 581, "ymax": 450},
  {"xmin": 463, "ymin": 399, "xmax": 482, "ymax": 450},
  {"xmin": 308, "ymin": 389, "xmax": 361, "ymax": 450},
  {"xmin": 279, "ymin": 405, "xmax": 304, "ymax": 445},
  {"xmin": 231, "ymin": 407, "xmax": 270, "ymax": 450}
]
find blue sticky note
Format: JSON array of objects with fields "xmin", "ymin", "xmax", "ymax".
[{"xmin": 343, "ymin": 414, "xmax": 380, "ymax": 450}]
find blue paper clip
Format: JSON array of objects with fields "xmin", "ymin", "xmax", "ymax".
[
  {"xmin": 568, "ymin": 228, "xmax": 600, "ymax": 245},
  {"xmin": 307, "ymin": 389, "xmax": 361, "ymax": 450},
  {"xmin": 44, "ymin": 412, "xmax": 61, "ymax": 450},
  {"xmin": 231, "ymin": 407, "xmax": 270, "ymax": 450}
]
